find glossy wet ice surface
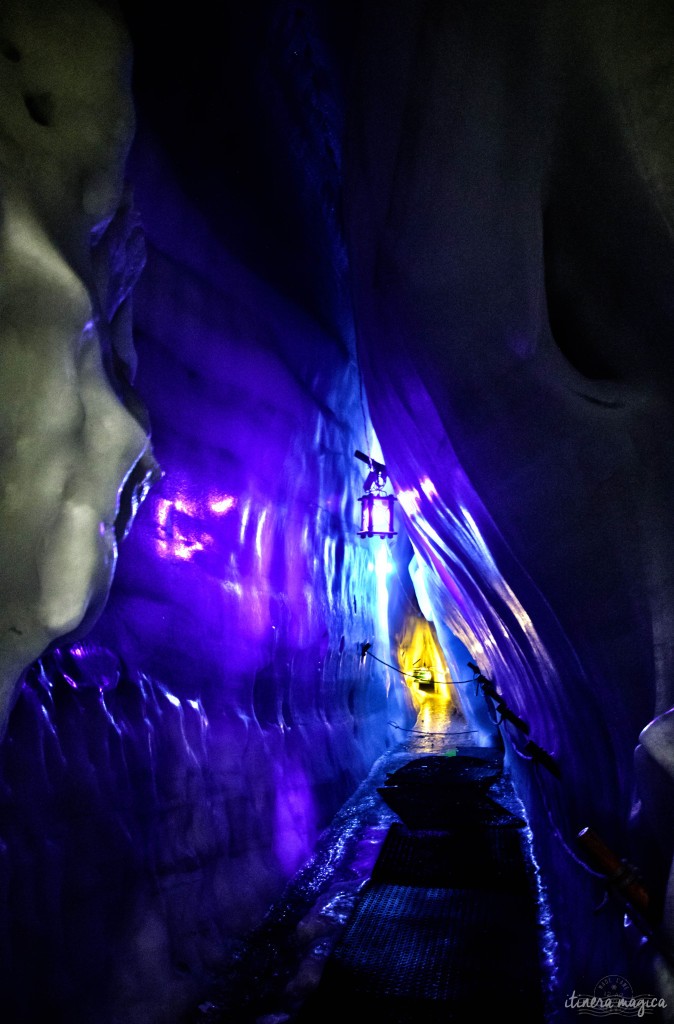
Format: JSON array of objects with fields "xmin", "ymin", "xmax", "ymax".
[{"xmin": 186, "ymin": 695, "xmax": 534, "ymax": 1023}]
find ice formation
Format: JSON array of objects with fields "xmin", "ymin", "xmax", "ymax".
[
  {"xmin": 0, "ymin": 0, "xmax": 156, "ymax": 741},
  {"xmin": 1, "ymin": 1, "xmax": 674, "ymax": 1022}
]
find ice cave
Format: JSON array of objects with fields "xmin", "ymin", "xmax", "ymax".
[{"xmin": 1, "ymin": 0, "xmax": 674, "ymax": 1021}]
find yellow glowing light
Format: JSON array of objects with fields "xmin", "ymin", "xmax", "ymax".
[{"xmin": 396, "ymin": 613, "xmax": 452, "ymax": 700}]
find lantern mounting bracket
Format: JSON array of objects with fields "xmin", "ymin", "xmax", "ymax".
[
  {"xmin": 354, "ymin": 449, "xmax": 389, "ymax": 491},
  {"xmin": 354, "ymin": 449, "xmax": 385, "ymax": 473}
]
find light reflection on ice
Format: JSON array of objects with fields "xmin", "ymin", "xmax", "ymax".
[{"xmin": 199, "ymin": 698, "xmax": 473, "ymax": 1021}]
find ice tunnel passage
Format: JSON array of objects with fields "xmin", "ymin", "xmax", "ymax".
[{"xmin": 1, "ymin": 0, "xmax": 674, "ymax": 1021}]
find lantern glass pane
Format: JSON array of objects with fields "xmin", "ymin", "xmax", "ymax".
[
  {"xmin": 359, "ymin": 497, "xmax": 372, "ymax": 534},
  {"xmin": 371, "ymin": 497, "xmax": 392, "ymax": 534}
]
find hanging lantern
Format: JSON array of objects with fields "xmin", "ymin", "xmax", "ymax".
[
  {"xmin": 355, "ymin": 450, "xmax": 397, "ymax": 538},
  {"xmin": 412, "ymin": 666, "xmax": 434, "ymax": 691}
]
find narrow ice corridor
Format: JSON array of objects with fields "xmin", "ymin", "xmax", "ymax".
[
  {"xmin": 2, "ymin": 3, "xmax": 674, "ymax": 1022},
  {"xmin": 186, "ymin": 692, "xmax": 557, "ymax": 1023}
]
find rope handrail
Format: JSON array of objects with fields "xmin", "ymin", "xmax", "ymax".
[{"xmin": 361, "ymin": 644, "xmax": 476, "ymax": 684}]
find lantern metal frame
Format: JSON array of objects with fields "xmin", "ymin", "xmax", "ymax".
[{"xmin": 355, "ymin": 450, "xmax": 397, "ymax": 538}]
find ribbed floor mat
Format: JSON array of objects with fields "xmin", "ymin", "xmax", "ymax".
[
  {"xmin": 293, "ymin": 749, "xmax": 547, "ymax": 1023},
  {"xmin": 296, "ymin": 880, "xmax": 545, "ymax": 1020},
  {"xmin": 371, "ymin": 821, "xmax": 534, "ymax": 890}
]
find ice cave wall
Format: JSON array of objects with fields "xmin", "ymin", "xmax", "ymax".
[
  {"xmin": 4, "ymin": 0, "xmax": 674, "ymax": 1020},
  {"xmin": 107, "ymin": 0, "xmax": 674, "ymax": 1012},
  {"xmin": 0, "ymin": 4, "xmax": 415, "ymax": 1023},
  {"xmin": 342, "ymin": 0, "xmax": 674, "ymax": 1006}
]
